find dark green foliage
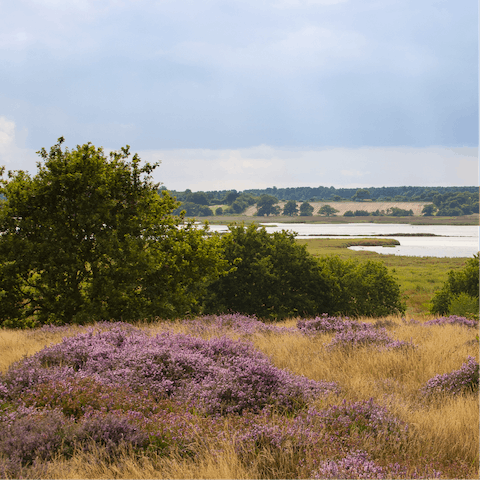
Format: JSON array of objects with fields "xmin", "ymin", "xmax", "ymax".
[
  {"xmin": 186, "ymin": 191, "xmax": 210, "ymax": 205},
  {"xmin": 282, "ymin": 199, "xmax": 299, "ymax": 216},
  {"xmin": 203, "ymin": 224, "xmax": 334, "ymax": 319},
  {"xmin": 388, "ymin": 207, "xmax": 414, "ymax": 216},
  {"xmin": 433, "ymin": 191, "xmax": 479, "ymax": 216},
  {"xmin": 299, "ymin": 202, "xmax": 314, "ymax": 216},
  {"xmin": 203, "ymin": 224, "xmax": 405, "ymax": 320},
  {"xmin": 174, "ymin": 201, "xmax": 213, "ymax": 216},
  {"xmin": 255, "ymin": 195, "xmax": 280, "ymax": 216},
  {"xmin": 317, "ymin": 256, "xmax": 406, "ymax": 317},
  {"xmin": 352, "ymin": 189, "xmax": 371, "ymax": 201},
  {"xmin": 168, "ymin": 186, "xmax": 477, "ymax": 203},
  {"xmin": 318, "ymin": 205, "xmax": 339, "ymax": 216},
  {"xmin": 430, "ymin": 254, "xmax": 479, "ymax": 316},
  {"xmin": 0, "ymin": 139, "xmax": 224, "ymax": 327},
  {"xmin": 422, "ymin": 204, "xmax": 437, "ymax": 216}
]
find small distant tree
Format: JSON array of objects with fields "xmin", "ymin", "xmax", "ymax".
[
  {"xmin": 299, "ymin": 202, "xmax": 314, "ymax": 216},
  {"xmin": 318, "ymin": 205, "xmax": 339, "ymax": 217},
  {"xmin": 187, "ymin": 191, "xmax": 210, "ymax": 205},
  {"xmin": 344, "ymin": 210, "xmax": 355, "ymax": 217},
  {"xmin": 215, "ymin": 207, "xmax": 224, "ymax": 215},
  {"xmin": 283, "ymin": 200, "xmax": 299, "ymax": 216},
  {"xmin": 224, "ymin": 191, "xmax": 240, "ymax": 205},
  {"xmin": 352, "ymin": 189, "xmax": 371, "ymax": 201},
  {"xmin": 256, "ymin": 195, "xmax": 280, "ymax": 217}
]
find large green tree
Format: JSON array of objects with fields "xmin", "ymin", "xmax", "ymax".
[{"xmin": 0, "ymin": 139, "xmax": 224, "ymax": 327}]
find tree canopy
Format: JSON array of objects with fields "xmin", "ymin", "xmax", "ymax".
[
  {"xmin": 255, "ymin": 195, "xmax": 280, "ymax": 217},
  {"xmin": 282, "ymin": 199, "xmax": 299, "ymax": 216},
  {"xmin": 299, "ymin": 202, "xmax": 314, "ymax": 216},
  {"xmin": 0, "ymin": 139, "xmax": 224, "ymax": 327},
  {"xmin": 318, "ymin": 204, "xmax": 339, "ymax": 216}
]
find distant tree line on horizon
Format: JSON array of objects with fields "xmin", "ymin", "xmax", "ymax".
[{"xmin": 165, "ymin": 186, "xmax": 479, "ymax": 217}]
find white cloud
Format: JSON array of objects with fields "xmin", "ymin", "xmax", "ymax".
[{"xmin": 0, "ymin": 116, "xmax": 38, "ymax": 172}]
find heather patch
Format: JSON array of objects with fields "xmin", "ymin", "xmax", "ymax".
[
  {"xmin": 1, "ymin": 325, "xmax": 338, "ymax": 415},
  {"xmin": 421, "ymin": 356, "xmax": 479, "ymax": 396},
  {"xmin": 311, "ymin": 450, "xmax": 441, "ymax": 479},
  {"xmin": 180, "ymin": 313, "xmax": 298, "ymax": 336},
  {"xmin": 297, "ymin": 315, "xmax": 414, "ymax": 351},
  {"xmin": 423, "ymin": 315, "xmax": 478, "ymax": 328},
  {"xmin": 311, "ymin": 398, "xmax": 408, "ymax": 445},
  {"xmin": 297, "ymin": 314, "xmax": 369, "ymax": 334},
  {"xmin": 326, "ymin": 327, "xmax": 415, "ymax": 351}
]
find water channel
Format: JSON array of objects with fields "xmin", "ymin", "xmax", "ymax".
[{"xmin": 207, "ymin": 223, "xmax": 479, "ymax": 258}]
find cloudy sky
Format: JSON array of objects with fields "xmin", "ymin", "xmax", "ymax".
[{"xmin": 0, "ymin": 0, "xmax": 477, "ymax": 191}]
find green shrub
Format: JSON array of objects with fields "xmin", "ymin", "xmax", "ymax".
[
  {"xmin": 431, "ymin": 254, "xmax": 479, "ymax": 315},
  {"xmin": 448, "ymin": 293, "xmax": 479, "ymax": 320}
]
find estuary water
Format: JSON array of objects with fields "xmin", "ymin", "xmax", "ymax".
[{"xmin": 207, "ymin": 223, "xmax": 479, "ymax": 258}]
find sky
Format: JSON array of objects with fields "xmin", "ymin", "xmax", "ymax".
[{"xmin": 0, "ymin": 0, "xmax": 478, "ymax": 191}]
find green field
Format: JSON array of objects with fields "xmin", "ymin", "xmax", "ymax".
[{"xmin": 297, "ymin": 237, "xmax": 469, "ymax": 316}]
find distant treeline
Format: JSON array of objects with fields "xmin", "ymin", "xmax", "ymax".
[{"xmin": 165, "ymin": 185, "xmax": 478, "ymax": 203}]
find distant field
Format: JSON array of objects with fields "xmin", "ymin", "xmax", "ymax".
[{"xmin": 241, "ymin": 201, "xmax": 432, "ymax": 217}]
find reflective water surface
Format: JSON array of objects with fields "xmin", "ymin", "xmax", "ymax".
[{"xmin": 207, "ymin": 223, "xmax": 479, "ymax": 258}]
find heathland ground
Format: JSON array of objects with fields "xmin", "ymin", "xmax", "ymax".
[{"xmin": 1, "ymin": 315, "xmax": 478, "ymax": 479}]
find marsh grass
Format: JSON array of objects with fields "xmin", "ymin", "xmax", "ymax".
[{"xmin": 1, "ymin": 315, "xmax": 478, "ymax": 479}]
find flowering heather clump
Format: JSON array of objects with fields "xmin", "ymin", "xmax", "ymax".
[
  {"xmin": 311, "ymin": 450, "xmax": 442, "ymax": 479},
  {"xmin": 182, "ymin": 314, "xmax": 297, "ymax": 336},
  {"xmin": 0, "ymin": 407, "xmax": 75, "ymax": 476},
  {"xmin": 74, "ymin": 410, "xmax": 150, "ymax": 455},
  {"xmin": 1, "ymin": 325, "xmax": 338, "ymax": 415},
  {"xmin": 423, "ymin": 315, "xmax": 478, "ymax": 328},
  {"xmin": 21, "ymin": 377, "xmax": 163, "ymax": 419},
  {"xmin": 297, "ymin": 315, "xmax": 414, "ymax": 351},
  {"xmin": 421, "ymin": 356, "xmax": 479, "ymax": 396},
  {"xmin": 311, "ymin": 398, "xmax": 408, "ymax": 445},
  {"xmin": 326, "ymin": 327, "xmax": 415, "ymax": 351},
  {"xmin": 297, "ymin": 314, "xmax": 369, "ymax": 334}
]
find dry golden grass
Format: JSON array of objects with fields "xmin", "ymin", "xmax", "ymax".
[{"xmin": 1, "ymin": 315, "xmax": 478, "ymax": 479}]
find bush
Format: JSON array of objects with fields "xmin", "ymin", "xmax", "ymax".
[
  {"xmin": 203, "ymin": 224, "xmax": 334, "ymax": 319},
  {"xmin": 430, "ymin": 254, "xmax": 479, "ymax": 316},
  {"xmin": 448, "ymin": 293, "xmax": 479, "ymax": 320},
  {"xmin": 317, "ymin": 256, "xmax": 406, "ymax": 317}
]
